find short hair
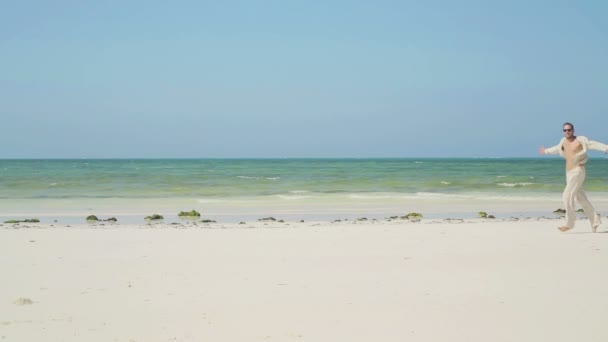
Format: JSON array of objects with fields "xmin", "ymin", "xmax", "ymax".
[{"xmin": 563, "ymin": 122, "xmax": 574, "ymax": 130}]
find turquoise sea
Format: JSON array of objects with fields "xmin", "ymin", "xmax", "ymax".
[{"xmin": 2, "ymin": 158, "xmax": 608, "ymax": 223}]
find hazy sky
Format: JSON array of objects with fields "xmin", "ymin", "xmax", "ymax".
[{"xmin": 1, "ymin": 1, "xmax": 607, "ymax": 158}]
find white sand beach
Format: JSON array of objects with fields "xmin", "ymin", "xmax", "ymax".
[{"xmin": 2, "ymin": 219, "xmax": 608, "ymax": 342}]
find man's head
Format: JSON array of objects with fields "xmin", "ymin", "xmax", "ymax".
[{"xmin": 563, "ymin": 122, "xmax": 575, "ymax": 138}]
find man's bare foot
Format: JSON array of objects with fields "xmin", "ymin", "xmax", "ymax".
[
  {"xmin": 558, "ymin": 226, "xmax": 573, "ymax": 232},
  {"xmin": 593, "ymin": 214, "xmax": 601, "ymax": 233}
]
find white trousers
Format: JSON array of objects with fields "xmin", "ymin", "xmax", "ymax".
[{"xmin": 563, "ymin": 166, "xmax": 600, "ymax": 229}]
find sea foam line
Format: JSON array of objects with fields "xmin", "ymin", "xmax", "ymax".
[
  {"xmin": 497, "ymin": 182, "xmax": 535, "ymax": 187},
  {"xmin": 276, "ymin": 195, "xmax": 311, "ymax": 200},
  {"xmin": 237, "ymin": 176, "xmax": 281, "ymax": 180}
]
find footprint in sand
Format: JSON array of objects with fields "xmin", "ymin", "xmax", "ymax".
[{"xmin": 13, "ymin": 298, "xmax": 34, "ymax": 306}]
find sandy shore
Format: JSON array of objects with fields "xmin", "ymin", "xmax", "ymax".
[
  {"xmin": 2, "ymin": 219, "xmax": 608, "ymax": 342},
  {"xmin": 2, "ymin": 192, "xmax": 598, "ymax": 224}
]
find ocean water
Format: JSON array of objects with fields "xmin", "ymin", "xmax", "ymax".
[{"xmin": 2, "ymin": 158, "xmax": 608, "ymax": 222}]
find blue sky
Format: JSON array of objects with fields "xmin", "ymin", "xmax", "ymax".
[{"xmin": 1, "ymin": 1, "xmax": 607, "ymax": 158}]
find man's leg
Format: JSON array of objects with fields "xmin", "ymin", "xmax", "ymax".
[
  {"xmin": 576, "ymin": 189, "xmax": 601, "ymax": 232},
  {"xmin": 559, "ymin": 168, "xmax": 584, "ymax": 232},
  {"xmin": 576, "ymin": 168, "xmax": 602, "ymax": 233}
]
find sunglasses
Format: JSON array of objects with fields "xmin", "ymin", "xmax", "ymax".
[{"xmin": 563, "ymin": 129, "xmax": 573, "ymax": 132}]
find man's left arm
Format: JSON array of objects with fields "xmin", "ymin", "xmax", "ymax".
[{"xmin": 588, "ymin": 140, "xmax": 608, "ymax": 153}]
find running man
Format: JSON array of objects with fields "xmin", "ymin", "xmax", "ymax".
[{"xmin": 540, "ymin": 122, "xmax": 608, "ymax": 232}]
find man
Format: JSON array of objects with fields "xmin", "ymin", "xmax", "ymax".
[{"xmin": 540, "ymin": 122, "xmax": 608, "ymax": 232}]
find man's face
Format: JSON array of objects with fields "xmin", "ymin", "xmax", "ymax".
[{"xmin": 563, "ymin": 125, "xmax": 574, "ymax": 138}]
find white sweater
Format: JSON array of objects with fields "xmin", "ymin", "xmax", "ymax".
[{"xmin": 544, "ymin": 136, "xmax": 608, "ymax": 165}]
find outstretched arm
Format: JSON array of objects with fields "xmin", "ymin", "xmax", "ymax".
[
  {"xmin": 541, "ymin": 143, "xmax": 561, "ymax": 155},
  {"xmin": 588, "ymin": 140, "xmax": 608, "ymax": 153}
]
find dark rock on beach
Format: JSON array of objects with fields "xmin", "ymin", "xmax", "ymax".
[
  {"xmin": 478, "ymin": 212, "xmax": 495, "ymax": 219},
  {"xmin": 258, "ymin": 217, "xmax": 277, "ymax": 222},
  {"xmin": 178, "ymin": 210, "xmax": 201, "ymax": 217},
  {"xmin": 553, "ymin": 208, "xmax": 583, "ymax": 214},
  {"xmin": 406, "ymin": 212, "xmax": 423, "ymax": 221},
  {"xmin": 86, "ymin": 215, "xmax": 117, "ymax": 222},
  {"xmin": 4, "ymin": 219, "xmax": 40, "ymax": 224}
]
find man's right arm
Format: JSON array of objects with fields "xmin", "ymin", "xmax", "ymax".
[{"xmin": 542, "ymin": 143, "xmax": 562, "ymax": 155}]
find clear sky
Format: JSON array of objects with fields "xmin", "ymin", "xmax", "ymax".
[{"xmin": 1, "ymin": 1, "xmax": 607, "ymax": 158}]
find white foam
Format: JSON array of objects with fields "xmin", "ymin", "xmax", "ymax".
[
  {"xmin": 413, "ymin": 192, "xmax": 458, "ymax": 199},
  {"xmin": 473, "ymin": 194, "xmax": 557, "ymax": 202},
  {"xmin": 497, "ymin": 182, "xmax": 535, "ymax": 187},
  {"xmin": 276, "ymin": 195, "xmax": 310, "ymax": 200},
  {"xmin": 349, "ymin": 194, "xmax": 392, "ymax": 199},
  {"xmin": 289, "ymin": 190, "xmax": 310, "ymax": 194},
  {"xmin": 237, "ymin": 176, "xmax": 280, "ymax": 180},
  {"xmin": 497, "ymin": 175, "xmax": 508, "ymax": 178},
  {"xmin": 350, "ymin": 192, "xmax": 461, "ymax": 200},
  {"xmin": 196, "ymin": 198, "xmax": 227, "ymax": 204},
  {"xmin": 440, "ymin": 181, "xmax": 451, "ymax": 185}
]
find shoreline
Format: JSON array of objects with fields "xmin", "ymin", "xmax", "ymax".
[
  {"xmin": 0, "ymin": 210, "xmax": 578, "ymax": 226},
  {"xmin": 0, "ymin": 199, "xmax": 608, "ymax": 225},
  {"xmin": 0, "ymin": 215, "xmax": 601, "ymax": 231},
  {"xmin": 3, "ymin": 193, "xmax": 608, "ymax": 224}
]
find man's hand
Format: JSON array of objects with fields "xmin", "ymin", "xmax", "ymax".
[{"xmin": 539, "ymin": 146, "xmax": 546, "ymax": 155}]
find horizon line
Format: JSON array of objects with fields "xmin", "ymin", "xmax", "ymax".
[{"xmin": 0, "ymin": 156, "xmax": 562, "ymax": 160}]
